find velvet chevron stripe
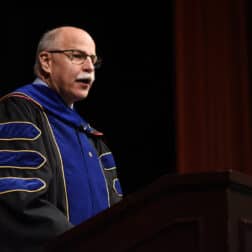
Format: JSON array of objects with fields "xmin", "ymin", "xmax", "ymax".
[
  {"xmin": 100, "ymin": 152, "xmax": 116, "ymax": 170},
  {"xmin": 0, "ymin": 177, "xmax": 46, "ymax": 194},
  {"xmin": 113, "ymin": 178, "xmax": 123, "ymax": 195},
  {"xmin": 0, "ymin": 122, "xmax": 41, "ymax": 141},
  {"xmin": 0, "ymin": 150, "xmax": 46, "ymax": 169}
]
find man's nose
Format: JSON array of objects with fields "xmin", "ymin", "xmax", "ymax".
[{"xmin": 82, "ymin": 57, "xmax": 95, "ymax": 72}]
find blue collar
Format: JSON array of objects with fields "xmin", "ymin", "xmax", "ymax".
[{"xmin": 13, "ymin": 83, "xmax": 102, "ymax": 135}]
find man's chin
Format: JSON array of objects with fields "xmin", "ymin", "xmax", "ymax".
[{"xmin": 75, "ymin": 91, "xmax": 89, "ymax": 101}]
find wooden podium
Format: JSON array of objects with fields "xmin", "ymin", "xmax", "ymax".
[{"xmin": 45, "ymin": 171, "xmax": 252, "ymax": 252}]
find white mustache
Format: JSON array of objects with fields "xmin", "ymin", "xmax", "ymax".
[{"xmin": 76, "ymin": 73, "xmax": 95, "ymax": 83}]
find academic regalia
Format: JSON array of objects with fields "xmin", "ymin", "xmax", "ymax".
[{"xmin": 0, "ymin": 82, "xmax": 123, "ymax": 251}]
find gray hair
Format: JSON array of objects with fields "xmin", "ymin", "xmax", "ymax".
[{"xmin": 33, "ymin": 28, "xmax": 61, "ymax": 76}]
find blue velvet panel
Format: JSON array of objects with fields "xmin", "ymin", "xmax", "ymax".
[
  {"xmin": 100, "ymin": 152, "xmax": 116, "ymax": 169},
  {"xmin": 0, "ymin": 177, "xmax": 45, "ymax": 194},
  {"xmin": 0, "ymin": 151, "xmax": 46, "ymax": 169},
  {"xmin": 0, "ymin": 122, "xmax": 40, "ymax": 140}
]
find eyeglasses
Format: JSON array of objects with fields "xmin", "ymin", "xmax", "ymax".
[{"xmin": 47, "ymin": 49, "xmax": 102, "ymax": 68}]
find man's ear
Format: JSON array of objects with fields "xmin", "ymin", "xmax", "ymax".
[{"xmin": 39, "ymin": 51, "xmax": 52, "ymax": 74}]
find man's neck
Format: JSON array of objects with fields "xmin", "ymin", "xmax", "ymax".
[{"xmin": 32, "ymin": 77, "xmax": 74, "ymax": 109}]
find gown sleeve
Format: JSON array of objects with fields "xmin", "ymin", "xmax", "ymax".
[{"xmin": 0, "ymin": 95, "xmax": 73, "ymax": 252}]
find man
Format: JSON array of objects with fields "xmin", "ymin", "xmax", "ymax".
[{"xmin": 0, "ymin": 26, "xmax": 123, "ymax": 251}]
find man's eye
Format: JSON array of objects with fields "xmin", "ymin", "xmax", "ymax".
[{"xmin": 72, "ymin": 53, "xmax": 83, "ymax": 59}]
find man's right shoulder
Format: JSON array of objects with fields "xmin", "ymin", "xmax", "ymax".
[
  {"xmin": 0, "ymin": 92, "xmax": 45, "ymax": 122},
  {"xmin": 0, "ymin": 92, "xmax": 43, "ymax": 110}
]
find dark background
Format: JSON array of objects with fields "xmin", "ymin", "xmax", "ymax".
[{"xmin": 0, "ymin": 4, "xmax": 176, "ymax": 195}]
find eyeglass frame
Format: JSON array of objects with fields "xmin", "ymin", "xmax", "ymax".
[{"xmin": 46, "ymin": 49, "xmax": 102, "ymax": 68}]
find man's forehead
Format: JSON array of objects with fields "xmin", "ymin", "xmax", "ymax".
[{"xmin": 58, "ymin": 30, "xmax": 95, "ymax": 46}]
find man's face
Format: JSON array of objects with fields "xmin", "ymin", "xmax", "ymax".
[{"xmin": 40, "ymin": 29, "xmax": 96, "ymax": 106}]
